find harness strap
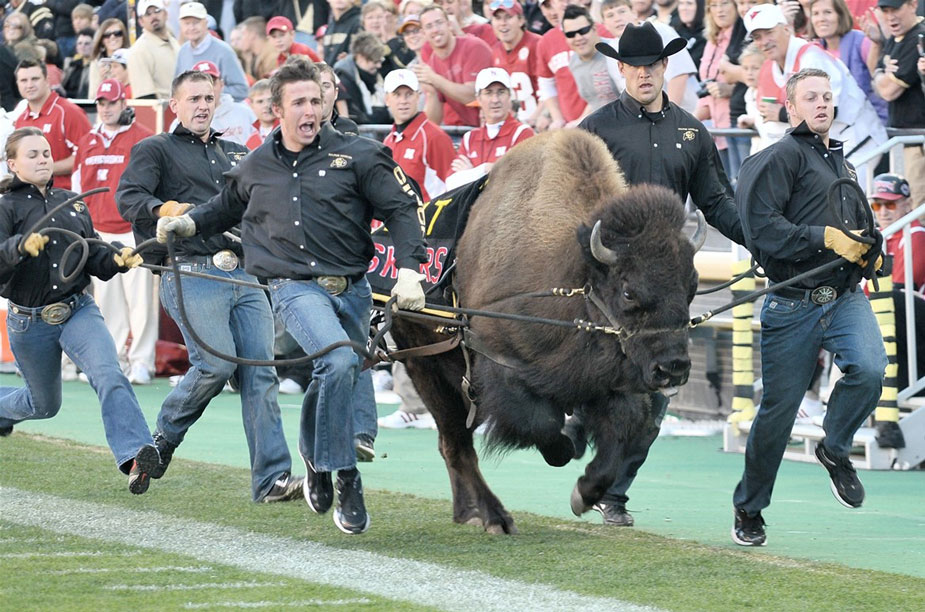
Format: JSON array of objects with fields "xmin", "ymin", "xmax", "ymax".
[{"xmin": 386, "ymin": 334, "xmax": 461, "ymax": 362}]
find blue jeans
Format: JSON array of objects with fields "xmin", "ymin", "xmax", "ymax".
[
  {"xmin": 733, "ymin": 289, "xmax": 886, "ymax": 515},
  {"xmin": 159, "ymin": 265, "xmax": 291, "ymax": 500},
  {"xmin": 0, "ymin": 294, "xmax": 152, "ymax": 469},
  {"xmin": 600, "ymin": 392, "xmax": 669, "ymax": 505},
  {"xmin": 268, "ymin": 277, "xmax": 373, "ymax": 472}
]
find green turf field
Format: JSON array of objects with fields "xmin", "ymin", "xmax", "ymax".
[{"xmin": 1, "ymin": 374, "xmax": 924, "ymax": 610}]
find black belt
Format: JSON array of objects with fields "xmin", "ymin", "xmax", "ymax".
[
  {"xmin": 166, "ymin": 250, "xmax": 241, "ymax": 272},
  {"xmin": 9, "ymin": 291, "xmax": 85, "ymax": 324},
  {"xmin": 771, "ymin": 284, "xmax": 851, "ymax": 305}
]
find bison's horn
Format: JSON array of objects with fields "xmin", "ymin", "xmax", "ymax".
[
  {"xmin": 590, "ymin": 220, "xmax": 619, "ymax": 266},
  {"xmin": 687, "ymin": 209, "xmax": 707, "ymax": 252}
]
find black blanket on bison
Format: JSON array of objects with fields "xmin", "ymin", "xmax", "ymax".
[{"xmin": 366, "ymin": 176, "xmax": 488, "ymax": 306}]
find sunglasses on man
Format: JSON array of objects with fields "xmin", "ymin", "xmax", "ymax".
[{"xmin": 564, "ymin": 24, "xmax": 593, "ymax": 38}]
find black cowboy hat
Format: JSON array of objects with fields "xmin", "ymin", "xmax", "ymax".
[{"xmin": 596, "ymin": 22, "xmax": 687, "ymax": 66}]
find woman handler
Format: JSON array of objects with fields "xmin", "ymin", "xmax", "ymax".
[{"xmin": 0, "ymin": 127, "xmax": 159, "ymax": 494}]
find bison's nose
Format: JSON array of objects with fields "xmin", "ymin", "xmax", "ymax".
[{"xmin": 652, "ymin": 357, "xmax": 691, "ymax": 387}]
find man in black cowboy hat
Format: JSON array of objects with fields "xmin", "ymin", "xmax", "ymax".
[{"xmin": 575, "ymin": 21, "xmax": 745, "ymax": 528}]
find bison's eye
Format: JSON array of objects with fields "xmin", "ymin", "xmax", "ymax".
[{"xmin": 622, "ymin": 286, "xmax": 636, "ymax": 303}]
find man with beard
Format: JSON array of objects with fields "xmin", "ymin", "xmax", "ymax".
[{"xmin": 127, "ymin": 0, "xmax": 180, "ymax": 99}]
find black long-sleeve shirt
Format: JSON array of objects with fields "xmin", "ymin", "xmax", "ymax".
[
  {"xmin": 735, "ymin": 122, "xmax": 868, "ymax": 289},
  {"xmin": 0, "ymin": 178, "xmax": 121, "ymax": 306},
  {"xmin": 116, "ymin": 125, "xmax": 248, "ymax": 264},
  {"xmin": 579, "ymin": 90, "xmax": 745, "ymax": 246},
  {"xmin": 189, "ymin": 123, "xmax": 427, "ymax": 280}
]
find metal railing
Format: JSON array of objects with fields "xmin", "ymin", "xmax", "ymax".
[{"xmin": 881, "ymin": 202, "xmax": 925, "ymax": 402}]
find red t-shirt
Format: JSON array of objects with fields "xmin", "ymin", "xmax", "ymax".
[
  {"xmin": 886, "ymin": 221, "xmax": 925, "ymax": 289},
  {"xmin": 458, "ymin": 115, "xmax": 534, "ymax": 166},
  {"xmin": 536, "ymin": 27, "xmax": 586, "ymax": 122},
  {"xmin": 72, "ymin": 121, "xmax": 154, "ymax": 233},
  {"xmin": 463, "ymin": 21, "xmax": 498, "ymax": 46},
  {"xmin": 15, "ymin": 92, "xmax": 92, "ymax": 189},
  {"xmin": 421, "ymin": 35, "xmax": 493, "ymax": 127},
  {"xmin": 383, "ymin": 113, "xmax": 457, "ymax": 201},
  {"xmin": 278, "ymin": 42, "xmax": 321, "ymax": 67},
  {"xmin": 492, "ymin": 31, "xmax": 542, "ymax": 123}
]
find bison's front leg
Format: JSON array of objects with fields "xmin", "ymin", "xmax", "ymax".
[{"xmin": 569, "ymin": 392, "xmax": 657, "ymax": 515}]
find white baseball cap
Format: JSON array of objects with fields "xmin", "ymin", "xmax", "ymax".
[
  {"xmin": 137, "ymin": 0, "xmax": 165, "ymax": 15},
  {"xmin": 743, "ymin": 4, "xmax": 787, "ymax": 35},
  {"xmin": 179, "ymin": 1, "xmax": 209, "ymax": 20},
  {"xmin": 474, "ymin": 67, "xmax": 511, "ymax": 94},
  {"xmin": 384, "ymin": 69, "xmax": 420, "ymax": 93}
]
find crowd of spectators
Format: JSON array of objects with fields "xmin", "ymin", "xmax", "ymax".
[{"xmin": 0, "ymin": 0, "xmax": 922, "ymax": 388}]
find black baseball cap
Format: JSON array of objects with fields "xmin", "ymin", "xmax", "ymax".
[{"xmin": 870, "ymin": 173, "xmax": 911, "ymax": 201}]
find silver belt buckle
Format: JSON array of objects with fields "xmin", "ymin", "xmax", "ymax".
[
  {"xmin": 316, "ymin": 275, "xmax": 347, "ymax": 295},
  {"xmin": 41, "ymin": 302, "xmax": 72, "ymax": 325},
  {"xmin": 810, "ymin": 286, "xmax": 836, "ymax": 305},
  {"xmin": 212, "ymin": 249, "xmax": 238, "ymax": 272}
]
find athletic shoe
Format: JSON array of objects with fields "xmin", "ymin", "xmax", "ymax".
[
  {"xmin": 593, "ymin": 502, "xmax": 634, "ymax": 526},
  {"xmin": 377, "ymin": 408, "xmax": 437, "ymax": 430},
  {"xmin": 875, "ymin": 421, "xmax": 905, "ymax": 449},
  {"xmin": 371, "ymin": 369, "xmax": 393, "ymax": 391},
  {"xmin": 150, "ymin": 431, "xmax": 177, "ymax": 479},
  {"xmin": 333, "ymin": 469, "xmax": 370, "ymax": 534},
  {"xmin": 731, "ymin": 507, "xmax": 766, "ymax": 546},
  {"xmin": 278, "ymin": 378, "xmax": 304, "ymax": 395},
  {"xmin": 128, "ymin": 444, "xmax": 160, "ymax": 495},
  {"xmin": 302, "ymin": 456, "xmax": 333, "ymax": 514},
  {"xmin": 354, "ymin": 434, "xmax": 375, "ymax": 462},
  {"xmin": 128, "ymin": 364, "xmax": 152, "ymax": 385},
  {"xmin": 77, "ymin": 372, "xmax": 90, "ymax": 384},
  {"xmin": 262, "ymin": 473, "xmax": 305, "ymax": 503},
  {"xmin": 814, "ymin": 441, "xmax": 864, "ymax": 508}
]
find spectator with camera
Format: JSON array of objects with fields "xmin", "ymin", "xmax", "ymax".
[{"xmin": 871, "ymin": 0, "xmax": 925, "ymax": 209}]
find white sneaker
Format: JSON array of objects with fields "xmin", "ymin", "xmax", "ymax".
[
  {"xmin": 61, "ymin": 362, "xmax": 78, "ymax": 382},
  {"xmin": 128, "ymin": 364, "xmax": 152, "ymax": 385},
  {"xmin": 77, "ymin": 372, "xmax": 89, "ymax": 383},
  {"xmin": 377, "ymin": 409, "xmax": 437, "ymax": 430},
  {"xmin": 795, "ymin": 395, "xmax": 824, "ymax": 424},
  {"xmin": 279, "ymin": 378, "xmax": 304, "ymax": 395},
  {"xmin": 169, "ymin": 374, "xmax": 184, "ymax": 387}
]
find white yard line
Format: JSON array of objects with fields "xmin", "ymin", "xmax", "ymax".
[
  {"xmin": 2, "ymin": 487, "xmax": 663, "ymax": 612},
  {"xmin": 182, "ymin": 600, "xmax": 374, "ymax": 609}
]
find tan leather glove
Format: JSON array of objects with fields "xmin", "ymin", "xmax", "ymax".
[
  {"xmin": 113, "ymin": 246, "xmax": 143, "ymax": 269},
  {"xmin": 156, "ymin": 214, "xmax": 197, "ymax": 243},
  {"xmin": 391, "ymin": 268, "xmax": 426, "ymax": 311},
  {"xmin": 859, "ymin": 254, "xmax": 883, "ymax": 271},
  {"xmin": 21, "ymin": 232, "xmax": 49, "ymax": 257},
  {"xmin": 158, "ymin": 201, "xmax": 192, "ymax": 217},
  {"xmin": 823, "ymin": 227, "xmax": 871, "ymax": 263}
]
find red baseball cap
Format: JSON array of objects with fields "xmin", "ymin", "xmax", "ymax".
[
  {"xmin": 95, "ymin": 79, "xmax": 126, "ymax": 102},
  {"xmin": 192, "ymin": 60, "xmax": 221, "ymax": 78},
  {"xmin": 267, "ymin": 16, "xmax": 294, "ymax": 35},
  {"xmin": 870, "ymin": 173, "xmax": 911, "ymax": 202}
]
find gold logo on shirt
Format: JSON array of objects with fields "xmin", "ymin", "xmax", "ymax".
[
  {"xmin": 330, "ymin": 157, "xmax": 347, "ymax": 169},
  {"xmin": 682, "ymin": 130, "xmax": 696, "ymax": 141},
  {"xmin": 73, "ymin": 201, "xmax": 85, "ymax": 212}
]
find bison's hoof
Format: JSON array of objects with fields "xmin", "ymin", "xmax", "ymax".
[{"xmin": 570, "ymin": 483, "xmax": 591, "ymax": 516}]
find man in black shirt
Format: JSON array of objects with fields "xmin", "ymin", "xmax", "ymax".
[
  {"xmin": 577, "ymin": 22, "xmax": 744, "ymax": 528},
  {"xmin": 872, "ymin": 0, "xmax": 925, "ymax": 209},
  {"xmin": 158, "ymin": 62, "xmax": 427, "ymax": 535},
  {"xmin": 731, "ymin": 69, "xmax": 886, "ymax": 546},
  {"xmin": 117, "ymin": 70, "xmax": 303, "ymax": 505}
]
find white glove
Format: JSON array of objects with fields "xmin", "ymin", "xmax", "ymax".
[
  {"xmin": 156, "ymin": 214, "xmax": 197, "ymax": 243},
  {"xmin": 391, "ymin": 267, "xmax": 426, "ymax": 311}
]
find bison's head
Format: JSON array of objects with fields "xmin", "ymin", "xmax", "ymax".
[{"xmin": 577, "ymin": 185, "xmax": 703, "ymax": 393}]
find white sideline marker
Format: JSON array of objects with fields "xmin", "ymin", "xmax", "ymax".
[{"xmin": 2, "ymin": 487, "xmax": 664, "ymax": 612}]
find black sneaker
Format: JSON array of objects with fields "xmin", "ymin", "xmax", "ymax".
[
  {"xmin": 128, "ymin": 444, "xmax": 160, "ymax": 495},
  {"xmin": 302, "ymin": 455, "xmax": 333, "ymax": 514},
  {"xmin": 333, "ymin": 469, "xmax": 370, "ymax": 534},
  {"xmin": 875, "ymin": 421, "xmax": 905, "ymax": 449},
  {"xmin": 354, "ymin": 434, "xmax": 375, "ymax": 462},
  {"xmin": 262, "ymin": 473, "xmax": 305, "ymax": 503},
  {"xmin": 0, "ymin": 425, "xmax": 12, "ymax": 437},
  {"xmin": 815, "ymin": 441, "xmax": 864, "ymax": 508},
  {"xmin": 150, "ymin": 431, "xmax": 177, "ymax": 479},
  {"xmin": 731, "ymin": 507, "xmax": 766, "ymax": 546},
  {"xmin": 592, "ymin": 502, "xmax": 634, "ymax": 526}
]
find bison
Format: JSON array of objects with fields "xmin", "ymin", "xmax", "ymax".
[{"xmin": 389, "ymin": 129, "xmax": 705, "ymax": 533}]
